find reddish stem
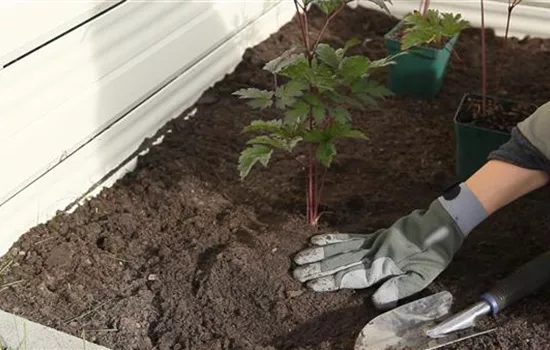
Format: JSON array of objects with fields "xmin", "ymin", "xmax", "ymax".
[
  {"xmin": 480, "ymin": 0, "xmax": 487, "ymax": 116},
  {"xmin": 421, "ymin": 0, "xmax": 430, "ymax": 17},
  {"xmin": 312, "ymin": 2, "xmax": 346, "ymax": 53}
]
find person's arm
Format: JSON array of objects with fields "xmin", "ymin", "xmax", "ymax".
[
  {"xmin": 465, "ymin": 160, "xmax": 549, "ymax": 216},
  {"xmin": 469, "ymin": 99, "xmax": 550, "ymax": 215}
]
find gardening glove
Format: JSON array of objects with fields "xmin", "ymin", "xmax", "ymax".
[{"xmin": 292, "ymin": 182, "xmax": 488, "ymax": 310}]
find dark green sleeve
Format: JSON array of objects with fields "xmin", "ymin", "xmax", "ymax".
[{"xmin": 487, "ymin": 101, "xmax": 550, "ymax": 174}]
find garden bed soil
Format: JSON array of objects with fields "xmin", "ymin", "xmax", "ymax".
[
  {"xmin": 455, "ymin": 94, "xmax": 539, "ymax": 133},
  {"xmin": 2, "ymin": 6, "xmax": 550, "ymax": 350}
]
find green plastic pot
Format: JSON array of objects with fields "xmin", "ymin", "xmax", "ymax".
[
  {"xmin": 384, "ymin": 20, "xmax": 459, "ymax": 99},
  {"xmin": 454, "ymin": 93, "xmax": 518, "ymax": 180}
]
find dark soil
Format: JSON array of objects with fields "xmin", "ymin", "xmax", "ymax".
[
  {"xmin": 455, "ymin": 94, "xmax": 539, "ymax": 133},
  {"xmin": 1, "ymin": 6, "xmax": 550, "ymax": 350}
]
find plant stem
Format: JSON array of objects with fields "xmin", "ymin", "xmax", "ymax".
[
  {"xmin": 496, "ymin": 0, "xmax": 521, "ymax": 92},
  {"xmin": 480, "ymin": 0, "xmax": 487, "ymax": 116},
  {"xmin": 421, "ymin": 0, "xmax": 430, "ymax": 17},
  {"xmin": 313, "ymin": 1, "xmax": 346, "ymax": 54}
]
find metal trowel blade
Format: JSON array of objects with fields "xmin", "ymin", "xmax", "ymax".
[{"xmin": 354, "ymin": 291, "xmax": 454, "ymax": 350}]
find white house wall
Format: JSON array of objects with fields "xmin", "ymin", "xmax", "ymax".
[
  {"xmin": 0, "ymin": 0, "xmax": 296, "ymax": 256},
  {"xmin": 0, "ymin": 1, "xmax": 124, "ymax": 68}
]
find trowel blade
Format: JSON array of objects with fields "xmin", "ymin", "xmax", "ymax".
[{"xmin": 354, "ymin": 291, "xmax": 454, "ymax": 350}]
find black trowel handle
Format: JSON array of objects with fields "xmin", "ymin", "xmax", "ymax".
[{"xmin": 481, "ymin": 251, "xmax": 550, "ymax": 315}]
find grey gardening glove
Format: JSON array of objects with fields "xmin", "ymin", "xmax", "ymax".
[{"xmin": 292, "ymin": 183, "xmax": 488, "ymax": 309}]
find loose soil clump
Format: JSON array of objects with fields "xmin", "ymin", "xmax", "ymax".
[{"xmin": 1, "ymin": 6, "xmax": 550, "ymax": 350}]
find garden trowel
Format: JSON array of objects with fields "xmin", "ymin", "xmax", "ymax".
[{"xmin": 354, "ymin": 250, "xmax": 550, "ymax": 350}]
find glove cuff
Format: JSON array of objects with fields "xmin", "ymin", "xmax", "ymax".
[{"xmin": 437, "ymin": 182, "xmax": 487, "ymax": 237}]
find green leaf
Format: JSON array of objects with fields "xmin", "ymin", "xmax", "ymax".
[
  {"xmin": 316, "ymin": 142, "xmax": 337, "ymax": 167},
  {"xmin": 284, "ymin": 101, "xmax": 309, "ymax": 125},
  {"xmin": 315, "ymin": 0, "xmax": 343, "ymax": 15},
  {"xmin": 335, "ymin": 37, "xmax": 361, "ymax": 58},
  {"xmin": 275, "ymin": 80, "xmax": 308, "ymax": 109},
  {"xmin": 247, "ymin": 135, "xmax": 286, "ymax": 149},
  {"xmin": 366, "ymin": 55, "xmax": 399, "ymax": 72},
  {"xmin": 247, "ymin": 135, "xmax": 302, "ymax": 151},
  {"xmin": 264, "ymin": 47, "xmax": 299, "ymax": 74},
  {"xmin": 312, "ymin": 105, "xmax": 325, "ymax": 122},
  {"xmin": 308, "ymin": 63, "xmax": 337, "ymax": 91},
  {"xmin": 315, "ymin": 43, "xmax": 341, "ymax": 69},
  {"xmin": 303, "ymin": 130, "xmax": 325, "ymax": 143},
  {"xmin": 302, "ymin": 92, "xmax": 322, "ymax": 106},
  {"xmin": 401, "ymin": 9, "xmax": 469, "ymax": 50},
  {"xmin": 339, "ymin": 56, "xmax": 370, "ymax": 81},
  {"xmin": 242, "ymin": 119, "xmax": 282, "ymax": 133},
  {"xmin": 329, "ymin": 107, "xmax": 351, "ymax": 124},
  {"xmin": 233, "ymin": 88, "xmax": 274, "ymax": 109},
  {"xmin": 340, "ymin": 128, "xmax": 368, "ymax": 139},
  {"xmin": 238, "ymin": 145, "xmax": 273, "ymax": 179},
  {"xmin": 440, "ymin": 13, "xmax": 469, "ymax": 37},
  {"xmin": 323, "ymin": 123, "xmax": 368, "ymax": 140},
  {"xmin": 279, "ymin": 54, "xmax": 310, "ymax": 81},
  {"xmin": 351, "ymin": 79, "xmax": 393, "ymax": 98}
]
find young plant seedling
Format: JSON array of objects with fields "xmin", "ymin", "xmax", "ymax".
[
  {"xmin": 233, "ymin": 0, "xmax": 400, "ymax": 226},
  {"xmin": 400, "ymin": 9, "xmax": 469, "ymax": 50}
]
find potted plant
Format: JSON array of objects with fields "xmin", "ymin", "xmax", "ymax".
[
  {"xmin": 383, "ymin": 1, "xmax": 469, "ymax": 99},
  {"xmin": 453, "ymin": 0, "xmax": 538, "ymax": 180},
  {"xmin": 232, "ymin": 0, "xmax": 400, "ymax": 226}
]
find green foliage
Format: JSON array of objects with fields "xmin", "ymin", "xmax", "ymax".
[
  {"xmin": 234, "ymin": 38, "xmax": 397, "ymax": 180},
  {"xmin": 232, "ymin": 0, "xmax": 395, "ymax": 224},
  {"xmin": 400, "ymin": 9, "xmax": 469, "ymax": 50}
]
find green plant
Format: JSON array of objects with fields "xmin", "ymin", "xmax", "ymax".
[
  {"xmin": 233, "ymin": 0, "xmax": 399, "ymax": 226},
  {"xmin": 400, "ymin": 9, "xmax": 469, "ymax": 50}
]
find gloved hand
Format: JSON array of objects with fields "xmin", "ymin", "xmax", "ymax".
[{"xmin": 292, "ymin": 183, "xmax": 488, "ymax": 309}]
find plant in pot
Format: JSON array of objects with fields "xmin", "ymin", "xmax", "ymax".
[
  {"xmin": 232, "ymin": 0, "xmax": 401, "ymax": 226},
  {"xmin": 453, "ymin": 0, "xmax": 538, "ymax": 180},
  {"xmin": 383, "ymin": 0, "xmax": 469, "ymax": 99}
]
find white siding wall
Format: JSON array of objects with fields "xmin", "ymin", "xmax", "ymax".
[{"xmin": 0, "ymin": 0, "xmax": 296, "ymax": 256}]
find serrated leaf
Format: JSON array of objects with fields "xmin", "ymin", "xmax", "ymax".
[
  {"xmin": 303, "ymin": 130, "xmax": 325, "ymax": 143},
  {"xmin": 233, "ymin": 88, "xmax": 274, "ymax": 109},
  {"xmin": 264, "ymin": 47, "xmax": 299, "ymax": 74},
  {"xmin": 329, "ymin": 107, "xmax": 351, "ymax": 124},
  {"xmin": 312, "ymin": 105, "xmax": 325, "ymax": 122},
  {"xmin": 366, "ymin": 55, "xmax": 399, "ymax": 71},
  {"xmin": 344, "ymin": 96, "xmax": 366, "ymax": 110},
  {"xmin": 326, "ymin": 123, "xmax": 368, "ymax": 140},
  {"xmin": 315, "ymin": 43, "xmax": 341, "ymax": 69},
  {"xmin": 279, "ymin": 54, "xmax": 310, "ymax": 81},
  {"xmin": 247, "ymin": 135, "xmax": 303, "ymax": 151},
  {"xmin": 315, "ymin": 0, "xmax": 344, "ymax": 14},
  {"xmin": 242, "ymin": 119, "xmax": 282, "ymax": 133},
  {"xmin": 335, "ymin": 37, "xmax": 361, "ymax": 58},
  {"xmin": 238, "ymin": 145, "xmax": 273, "ymax": 179},
  {"xmin": 275, "ymin": 80, "xmax": 308, "ymax": 109},
  {"xmin": 340, "ymin": 128, "xmax": 368, "ymax": 139},
  {"xmin": 351, "ymin": 79, "xmax": 393, "ymax": 98},
  {"xmin": 441, "ymin": 13, "xmax": 469, "ymax": 37},
  {"xmin": 356, "ymin": 93, "xmax": 378, "ymax": 106},
  {"xmin": 401, "ymin": 9, "xmax": 469, "ymax": 50},
  {"xmin": 246, "ymin": 135, "xmax": 286, "ymax": 149},
  {"xmin": 339, "ymin": 56, "xmax": 370, "ymax": 81},
  {"xmin": 308, "ymin": 64, "xmax": 337, "ymax": 91},
  {"xmin": 302, "ymin": 92, "xmax": 322, "ymax": 106},
  {"xmin": 284, "ymin": 101, "xmax": 309, "ymax": 125},
  {"xmin": 316, "ymin": 142, "xmax": 336, "ymax": 167}
]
